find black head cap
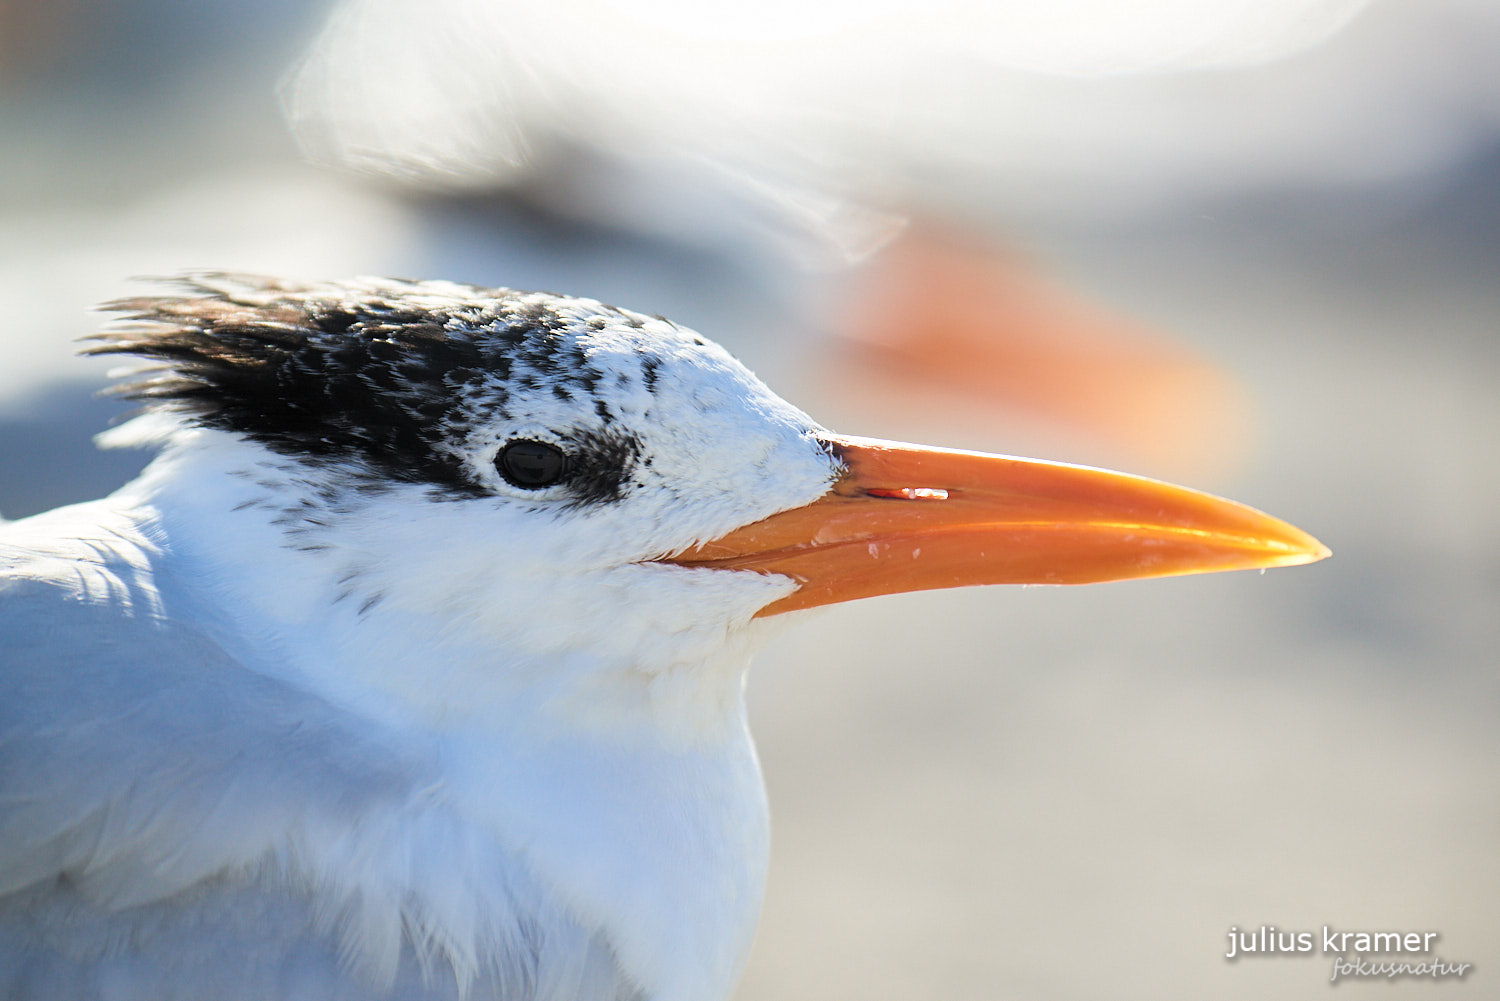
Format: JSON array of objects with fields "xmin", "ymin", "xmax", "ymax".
[{"xmin": 88, "ymin": 273, "xmax": 643, "ymax": 498}]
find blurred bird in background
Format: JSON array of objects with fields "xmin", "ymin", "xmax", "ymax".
[{"xmin": 0, "ymin": 0, "xmax": 1496, "ymax": 998}]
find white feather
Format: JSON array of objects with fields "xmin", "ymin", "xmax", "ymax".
[{"xmin": 0, "ymin": 299, "xmax": 840, "ymax": 1000}]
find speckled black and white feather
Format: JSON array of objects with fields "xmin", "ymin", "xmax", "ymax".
[{"xmin": 89, "ymin": 274, "xmax": 680, "ymax": 504}]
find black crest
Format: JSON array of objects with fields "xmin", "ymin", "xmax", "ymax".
[{"xmin": 88, "ymin": 273, "xmax": 639, "ymax": 500}]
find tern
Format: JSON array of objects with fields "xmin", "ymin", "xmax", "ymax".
[{"xmin": 0, "ymin": 275, "xmax": 1327, "ymax": 1000}]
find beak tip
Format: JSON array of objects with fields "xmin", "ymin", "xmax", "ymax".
[{"xmin": 1265, "ymin": 533, "xmax": 1330, "ymax": 570}]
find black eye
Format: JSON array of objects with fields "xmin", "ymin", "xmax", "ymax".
[{"xmin": 495, "ymin": 440, "xmax": 568, "ymax": 489}]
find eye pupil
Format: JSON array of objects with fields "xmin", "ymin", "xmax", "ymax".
[{"xmin": 497, "ymin": 440, "xmax": 567, "ymax": 488}]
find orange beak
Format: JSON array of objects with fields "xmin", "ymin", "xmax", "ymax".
[{"xmin": 663, "ymin": 435, "xmax": 1329, "ymax": 617}]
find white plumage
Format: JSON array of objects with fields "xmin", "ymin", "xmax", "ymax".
[
  {"xmin": 0, "ymin": 275, "xmax": 1327, "ymax": 1000},
  {"xmin": 0, "ymin": 276, "xmax": 836, "ymax": 1000}
]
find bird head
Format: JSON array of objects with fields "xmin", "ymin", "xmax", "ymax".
[
  {"xmin": 90, "ymin": 274, "xmax": 1327, "ymax": 734},
  {"xmin": 77, "ymin": 274, "xmax": 1329, "ymax": 1000}
]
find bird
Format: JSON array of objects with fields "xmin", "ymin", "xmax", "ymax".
[{"xmin": 0, "ymin": 274, "xmax": 1327, "ymax": 1001}]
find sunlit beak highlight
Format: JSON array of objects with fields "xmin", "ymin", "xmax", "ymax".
[{"xmin": 663, "ymin": 434, "xmax": 1330, "ymax": 616}]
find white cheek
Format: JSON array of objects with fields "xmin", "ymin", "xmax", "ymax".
[
  {"xmin": 471, "ymin": 562, "xmax": 795, "ymax": 668},
  {"xmin": 607, "ymin": 562, "xmax": 797, "ymax": 640}
]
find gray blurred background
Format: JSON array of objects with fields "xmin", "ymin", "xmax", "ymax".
[{"xmin": 1, "ymin": 0, "xmax": 1495, "ymax": 997}]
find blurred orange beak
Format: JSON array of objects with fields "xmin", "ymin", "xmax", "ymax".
[{"xmin": 664, "ymin": 435, "xmax": 1329, "ymax": 617}]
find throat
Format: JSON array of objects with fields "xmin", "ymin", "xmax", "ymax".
[{"xmin": 105, "ymin": 431, "xmax": 777, "ymax": 1001}]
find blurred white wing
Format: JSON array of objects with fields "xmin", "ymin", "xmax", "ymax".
[{"xmin": 0, "ymin": 502, "xmax": 628, "ymax": 1000}]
